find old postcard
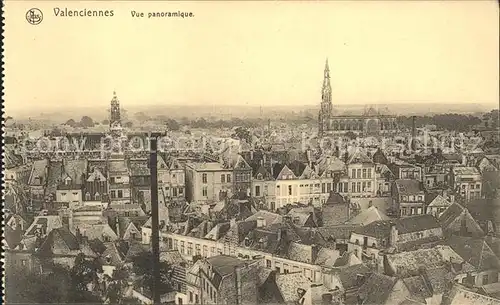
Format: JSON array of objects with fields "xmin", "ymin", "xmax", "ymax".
[{"xmin": 2, "ymin": 1, "xmax": 499, "ymax": 304}]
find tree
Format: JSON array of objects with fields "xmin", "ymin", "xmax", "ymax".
[
  {"xmin": 232, "ymin": 126, "xmax": 252, "ymax": 145},
  {"xmin": 132, "ymin": 252, "xmax": 173, "ymax": 295},
  {"xmin": 64, "ymin": 118, "xmax": 78, "ymax": 127},
  {"xmin": 5, "ymin": 265, "xmax": 72, "ymax": 304},
  {"xmin": 80, "ymin": 116, "xmax": 95, "ymax": 128},
  {"xmin": 134, "ymin": 112, "xmax": 151, "ymax": 122},
  {"xmin": 124, "ymin": 121, "xmax": 134, "ymax": 128},
  {"xmin": 102, "ymin": 119, "xmax": 110, "ymax": 125},
  {"xmin": 345, "ymin": 131, "xmax": 357, "ymax": 140},
  {"xmin": 165, "ymin": 119, "xmax": 180, "ymax": 131},
  {"xmin": 70, "ymin": 253, "xmax": 103, "ymax": 302}
]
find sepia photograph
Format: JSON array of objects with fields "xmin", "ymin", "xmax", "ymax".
[{"xmin": 2, "ymin": 1, "xmax": 500, "ymax": 304}]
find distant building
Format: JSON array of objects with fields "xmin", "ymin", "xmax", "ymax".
[
  {"xmin": 317, "ymin": 59, "xmax": 398, "ymax": 137},
  {"xmin": 449, "ymin": 166, "xmax": 482, "ymax": 201},
  {"xmin": 391, "ymin": 179, "xmax": 426, "ymax": 217}
]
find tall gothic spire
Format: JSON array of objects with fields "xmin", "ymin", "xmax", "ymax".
[
  {"xmin": 322, "ymin": 58, "xmax": 332, "ymax": 103},
  {"xmin": 319, "ymin": 58, "xmax": 333, "ymax": 137}
]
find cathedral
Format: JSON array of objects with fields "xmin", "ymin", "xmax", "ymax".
[{"xmin": 318, "ymin": 59, "xmax": 398, "ymax": 137}]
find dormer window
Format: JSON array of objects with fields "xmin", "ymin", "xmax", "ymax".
[{"xmin": 257, "ymin": 173, "xmax": 263, "ymax": 180}]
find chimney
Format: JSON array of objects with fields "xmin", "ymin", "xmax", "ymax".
[
  {"xmin": 322, "ymin": 293, "xmax": 333, "ymax": 305},
  {"xmin": 256, "ymin": 216, "xmax": 266, "ymax": 228},
  {"xmin": 411, "ymin": 116, "xmax": 416, "ymax": 151},
  {"xmin": 389, "ymin": 223, "xmax": 398, "ymax": 247},
  {"xmin": 115, "ymin": 217, "xmax": 120, "ymax": 237},
  {"xmin": 311, "ymin": 244, "xmax": 319, "ymax": 263},
  {"xmin": 250, "ymin": 150, "xmax": 254, "ymax": 160},
  {"xmin": 356, "ymin": 274, "xmax": 366, "ymax": 287},
  {"xmin": 234, "ymin": 265, "xmax": 244, "ymax": 305}
]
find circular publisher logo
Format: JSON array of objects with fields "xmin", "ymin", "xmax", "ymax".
[{"xmin": 26, "ymin": 8, "xmax": 43, "ymax": 25}]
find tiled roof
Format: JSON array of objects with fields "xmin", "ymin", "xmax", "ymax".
[
  {"xmin": 245, "ymin": 210, "xmax": 283, "ymax": 226},
  {"xmin": 29, "ymin": 159, "xmax": 48, "ymax": 185},
  {"xmin": 447, "ymin": 236, "xmax": 500, "ymax": 272},
  {"xmin": 427, "ymin": 194, "xmax": 452, "ymax": 207},
  {"xmin": 46, "ymin": 161, "xmax": 64, "ymax": 194},
  {"xmin": 439, "ymin": 203, "xmax": 465, "ymax": 228},
  {"xmin": 402, "ymin": 275, "xmax": 433, "ymax": 302},
  {"xmin": 358, "ymin": 273, "xmax": 398, "ymax": 305},
  {"xmin": 129, "ymin": 159, "xmax": 150, "ymax": 176},
  {"xmin": 62, "ymin": 159, "xmax": 88, "ymax": 184},
  {"xmin": 275, "ymin": 272, "xmax": 312, "ymax": 303},
  {"xmin": 346, "ymin": 206, "xmax": 390, "ymax": 225},
  {"xmin": 395, "ymin": 179, "xmax": 423, "ymax": 195},
  {"xmin": 386, "ymin": 245, "xmax": 474, "ymax": 277},
  {"xmin": 108, "ymin": 159, "xmax": 128, "ymax": 173},
  {"xmin": 24, "ymin": 215, "xmax": 63, "ymax": 237},
  {"xmin": 354, "ymin": 214, "xmax": 441, "ymax": 238},
  {"xmin": 328, "ymin": 263, "xmax": 372, "ymax": 290},
  {"xmin": 317, "ymin": 225, "xmax": 357, "ymax": 240}
]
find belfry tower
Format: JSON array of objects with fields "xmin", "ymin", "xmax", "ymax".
[
  {"xmin": 318, "ymin": 59, "xmax": 333, "ymax": 137},
  {"xmin": 110, "ymin": 91, "xmax": 121, "ymax": 128}
]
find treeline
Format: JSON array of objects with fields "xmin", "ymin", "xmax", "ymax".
[{"xmin": 397, "ymin": 114, "xmax": 483, "ymax": 132}]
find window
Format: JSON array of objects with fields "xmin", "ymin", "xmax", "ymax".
[
  {"xmin": 202, "ymin": 173, "xmax": 207, "ymax": 183},
  {"xmin": 362, "ymin": 169, "xmax": 367, "ymax": 179},
  {"xmin": 85, "ymin": 192, "xmax": 91, "ymax": 201},
  {"xmin": 189, "ymin": 292, "xmax": 193, "ymax": 303},
  {"xmin": 351, "ymin": 182, "xmax": 356, "ymax": 193},
  {"xmin": 172, "ymin": 188, "xmax": 178, "ymax": 197},
  {"xmin": 110, "ymin": 190, "xmax": 116, "ymax": 199},
  {"xmin": 266, "ymin": 260, "xmax": 272, "ymax": 268},
  {"xmin": 357, "ymin": 169, "xmax": 362, "ymax": 178},
  {"xmin": 322, "ymin": 183, "xmax": 326, "ymax": 193},
  {"xmin": 255, "ymin": 185, "xmax": 261, "ymax": 197},
  {"xmin": 367, "ymin": 168, "xmax": 372, "ymax": 178},
  {"xmin": 202, "ymin": 187, "xmax": 208, "ymax": 197},
  {"xmin": 221, "ymin": 174, "xmax": 225, "ymax": 183},
  {"xmin": 110, "ymin": 177, "xmax": 115, "ymax": 184},
  {"xmin": 483, "ymin": 274, "xmax": 489, "ymax": 285},
  {"xmin": 367, "ymin": 181, "xmax": 371, "ymax": 190},
  {"xmin": 21, "ymin": 259, "xmax": 27, "ymax": 266},
  {"xmin": 227, "ymin": 174, "xmax": 231, "ymax": 182},
  {"xmin": 117, "ymin": 190, "xmax": 123, "ymax": 198},
  {"xmin": 357, "ymin": 182, "xmax": 361, "ymax": 193},
  {"xmin": 351, "ymin": 169, "xmax": 356, "ymax": 178},
  {"xmin": 288, "ymin": 185, "xmax": 292, "ymax": 196}
]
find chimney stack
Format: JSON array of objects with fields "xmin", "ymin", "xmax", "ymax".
[
  {"xmin": 411, "ymin": 116, "xmax": 417, "ymax": 150},
  {"xmin": 311, "ymin": 244, "xmax": 319, "ymax": 263},
  {"xmin": 389, "ymin": 223, "xmax": 398, "ymax": 247},
  {"xmin": 256, "ymin": 216, "xmax": 266, "ymax": 228}
]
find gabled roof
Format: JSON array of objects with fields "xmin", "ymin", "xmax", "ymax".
[
  {"xmin": 346, "ymin": 206, "xmax": 390, "ymax": 226},
  {"xmin": 447, "ymin": 236, "xmax": 500, "ymax": 272},
  {"xmin": 438, "ymin": 203, "xmax": 466, "ymax": 228},
  {"xmin": 24, "ymin": 215, "xmax": 63, "ymax": 237},
  {"xmin": 427, "ymin": 194, "xmax": 452, "ymax": 207},
  {"xmin": 62, "ymin": 159, "xmax": 87, "ymax": 185},
  {"xmin": 347, "ymin": 148, "xmax": 373, "ymax": 165},
  {"xmin": 28, "ymin": 159, "xmax": 48, "ymax": 185}
]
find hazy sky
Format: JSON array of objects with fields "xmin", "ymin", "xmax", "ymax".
[{"xmin": 4, "ymin": 0, "xmax": 499, "ymax": 115}]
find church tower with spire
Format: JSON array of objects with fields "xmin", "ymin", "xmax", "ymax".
[
  {"xmin": 110, "ymin": 91, "xmax": 121, "ymax": 128},
  {"xmin": 318, "ymin": 59, "xmax": 333, "ymax": 137}
]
